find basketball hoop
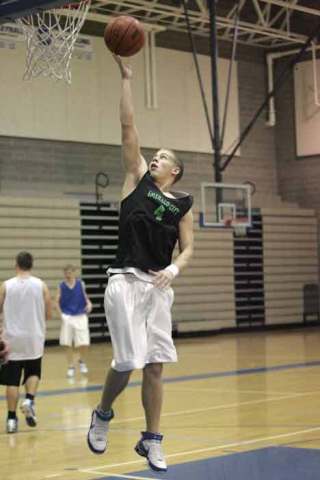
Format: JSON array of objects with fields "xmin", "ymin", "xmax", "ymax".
[
  {"xmin": 16, "ymin": 0, "xmax": 91, "ymax": 83},
  {"xmin": 233, "ymin": 223, "xmax": 247, "ymax": 237},
  {"xmin": 223, "ymin": 217, "xmax": 248, "ymax": 237},
  {"xmin": 233, "ymin": 218, "xmax": 248, "ymax": 237}
]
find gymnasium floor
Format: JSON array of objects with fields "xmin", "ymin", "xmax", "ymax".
[{"xmin": 1, "ymin": 327, "xmax": 320, "ymax": 480}]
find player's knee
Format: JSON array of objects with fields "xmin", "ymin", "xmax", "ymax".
[{"xmin": 143, "ymin": 363, "xmax": 163, "ymax": 379}]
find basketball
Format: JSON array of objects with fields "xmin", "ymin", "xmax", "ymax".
[{"xmin": 104, "ymin": 16, "xmax": 145, "ymax": 57}]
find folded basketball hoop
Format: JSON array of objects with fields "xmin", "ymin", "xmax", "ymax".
[{"xmin": 16, "ymin": 0, "xmax": 91, "ymax": 83}]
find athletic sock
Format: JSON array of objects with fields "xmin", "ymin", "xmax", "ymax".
[
  {"xmin": 96, "ymin": 406, "xmax": 114, "ymax": 421},
  {"xmin": 8, "ymin": 411, "xmax": 17, "ymax": 420},
  {"xmin": 26, "ymin": 393, "xmax": 35, "ymax": 402}
]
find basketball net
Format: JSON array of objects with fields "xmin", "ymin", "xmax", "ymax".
[
  {"xmin": 223, "ymin": 216, "xmax": 248, "ymax": 237},
  {"xmin": 16, "ymin": 0, "xmax": 91, "ymax": 84}
]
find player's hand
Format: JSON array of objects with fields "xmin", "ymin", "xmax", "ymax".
[
  {"xmin": 113, "ymin": 54, "xmax": 132, "ymax": 79},
  {"xmin": 0, "ymin": 332, "xmax": 9, "ymax": 364},
  {"xmin": 85, "ymin": 301, "xmax": 93, "ymax": 314},
  {"xmin": 149, "ymin": 269, "xmax": 174, "ymax": 289}
]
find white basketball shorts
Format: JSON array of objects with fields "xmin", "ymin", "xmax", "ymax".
[
  {"xmin": 105, "ymin": 274, "xmax": 177, "ymax": 372},
  {"xmin": 59, "ymin": 313, "xmax": 90, "ymax": 347}
]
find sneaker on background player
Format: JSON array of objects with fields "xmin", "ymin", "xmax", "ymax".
[
  {"xmin": 79, "ymin": 360, "xmax": 88, "ymax": 374},
  {"xmin": 20, "ymin": 398, "xmax": 37, "ymax": 427},
  {"xmin": 6, "ymin": 418, "xmax": 18, "ymax": 434},
  {"xmin": 67, "ymin": 366, "xmax": 75, "ymax": 378}
]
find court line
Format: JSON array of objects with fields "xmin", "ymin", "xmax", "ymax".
[
  {"xmin": 80, "ymin": 425, "xmax": 320, "ymax": 474},
  {"xmin": 1, "ymin": 359, "xmax": 320, "ymax": 401},
  {"xmin": 109, "ymin": 392, "xmax": 304, "ymax": 424},
  {"xmin": 29, "ymin": 389, "xmax": 320, "ymax": 433},
  {"xmin": 165, "ymin": 386, "xmax": 307, "ymax": 395},
  {"xmin": 79, "ymin": 469, "xmax": 155, "ymax": 480}
]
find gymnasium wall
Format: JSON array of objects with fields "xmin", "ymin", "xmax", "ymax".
[
  {"xmin": 0, "ymin": 49, "xmax": 278, "ymax": 203},
  {"xmin": 0, "ymin": 36, "xmax": 239, "ymax": 154},
  {"xmin": 294, "ymin": 59, "xmax": 320, "ymax": 157},
  {"xmin": 274, "ymin": 60, "xmax": 320, "ymax": 215},
  {"xmin": 0, "ymin": 36, "xmax": 292, "ymax": 339}
]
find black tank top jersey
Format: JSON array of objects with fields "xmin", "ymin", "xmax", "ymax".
[{"xmin": 111, "ymin": 172, "xmax": 193, "ymax": 272}]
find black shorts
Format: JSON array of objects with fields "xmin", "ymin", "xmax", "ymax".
[{"xmin": 0, "ymin": 357, "xmax": 42, "ymax": 387}]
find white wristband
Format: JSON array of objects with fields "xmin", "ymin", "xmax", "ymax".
[{"xmin": 165, "ymin": 264, "xmax": 180, "ymax": 277}]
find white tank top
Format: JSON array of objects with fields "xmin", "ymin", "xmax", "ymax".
[{"xmin": 4, "ymin": 275, "xmax": 46, "ymax": 360}]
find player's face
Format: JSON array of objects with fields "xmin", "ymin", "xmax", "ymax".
[
  {"xmin": 64, "ymin": 269, "xmax": 75, "ymax": 282},
  {"xmin": 148, "ymin": 149, "xmax": 179, "ymax": 184}
]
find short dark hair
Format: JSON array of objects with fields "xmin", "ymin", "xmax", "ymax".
[
  {"xmin": 64, "ymin": 264, "xmax": 76, "ymax": 272},
  {"xmin": 16, "ymin": 251, "xmax": 33, "ymax": 271},
  {"xmin": 167, "ymin": 149, "xmax": 184, "ymax": 184}
]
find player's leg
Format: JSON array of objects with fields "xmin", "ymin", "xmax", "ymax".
[
  {"xmin": 141, "ymin": 363, "xmax": 163, "ymax": 433},
  {"xmin": 87, "ymin": 367, "xmax": 132, "ymax": 454},
  {"xmin": 1, "ymin": 361, "xmax": 23, "ymax": 433},
  {"xmin": 87, "ymin": 274, "xmax": 147, "ymax": 454},
  {"xmin": 100, "ymin": 367, "xmax": 132, "ymax": 412},
  {"xmin": 20, "ymin": 358, "xmax": 42, "ymax": 427},
  {"xmin": 78, "ymin": 345, "xmax": 88, "ymax": 373},
  {"xmin": 6, "ymin": 385, "xmax": 20, "ymax": 433},
  {"xmin": 60, "ymin": 314, "xmax": 75, "ymax": 377},
  {"xmin": 74, "ymin": 315, "xmax": 90, "ymax": 374},
  {"xmin": 135, "ymin": 287, "xmax": 176, "ymax": 472}
]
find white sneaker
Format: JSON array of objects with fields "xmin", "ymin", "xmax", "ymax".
[
  {"xmin": 135, "ymin": 432, "xmax": 167, "ymax": 472},
  {"xmin": 79, "ymin": 361, "xmax": 88, "ymax": 374},
  {"xmin": 87, "ymin": 408, "xmax": 114, "ymax": 454},
  {"xmin": 67, "ymin": 366, "xmax": 75, "ymax": 378},
  {"xmin": 20, "ymin": 399, "xmax": 37, "ymax": 427},
  {"xmin": 6, "ymin": 418, "xmax": 18, "ymax": 434}
]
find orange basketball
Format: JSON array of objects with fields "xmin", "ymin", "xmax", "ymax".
[{"xmin": 104, "ymin": 16, "xmax": 145, "ymax": 57}]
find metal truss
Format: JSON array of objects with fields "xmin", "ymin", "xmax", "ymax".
[{"xmin": 85, "ymin": 0, "xmax": 320, "ymax": 48}]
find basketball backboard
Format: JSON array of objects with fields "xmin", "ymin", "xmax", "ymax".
[
  {"xmin": 200, "ymin": 182, "xmax": 252, "ymax": 228},
  {"xmin": 0, "ymin": 0, "xmax": 73, "ymax": 24}
]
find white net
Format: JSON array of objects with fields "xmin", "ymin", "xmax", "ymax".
[{"xmin": 16, "ymin": 0, "xmax": 91, "ymax": 83}]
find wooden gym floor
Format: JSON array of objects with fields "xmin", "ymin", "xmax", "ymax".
[{"xmin": 1, "ymin": 327, "xmax": 320, "ymax": 480}]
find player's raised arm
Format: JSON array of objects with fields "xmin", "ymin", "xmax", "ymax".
[{"xmin": 113, "ymin": 55, "xmax": 147, "ymax": 195}]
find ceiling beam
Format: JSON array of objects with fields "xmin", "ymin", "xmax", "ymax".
[
  {"xmin": 259, "ymin": 0, "xmax": 320, "ymax": 17},
  {"xmin": 194, "ymin": 0, "xmax": 207, "ymax": 14},
  {"xmin": 84, "ymin": 0, "xmax": 309, "ymax": 48},
  {"xmin": 252, "ymin": 0, "xmax": 268, "ymax": 27}
]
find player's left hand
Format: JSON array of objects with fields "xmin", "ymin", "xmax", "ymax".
[
  {"xmin": 85, "ymin": 301, "xmax": 93, "ymax": 314},
  {"xmin": 149, "ymin": 269, "xmax": 174, "ymax": 289}
]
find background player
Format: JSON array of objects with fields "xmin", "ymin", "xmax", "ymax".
[
  {"xmin": 56, "ymin": 265, "xmax": 92, "ymax": 378},
  {"xmin": 0, "ymin": 251, "xmax": 51, "ymax": 433}
]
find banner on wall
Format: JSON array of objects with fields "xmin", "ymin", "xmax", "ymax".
[{"xmin": 0, "ymin": 22, "xmax": 93, "ymax": 60}]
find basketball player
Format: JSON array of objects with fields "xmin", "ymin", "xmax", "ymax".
[
  {"xmin": 87, "ymin": 55, "xmax": 194, "ymax": 472},
  {"xmin": 56, "ymin": 264, "xmax": 92, "ymax": 378},
  {"xmin": 0, "ymin": 252, "xmax": 51, "ymax": 433}
]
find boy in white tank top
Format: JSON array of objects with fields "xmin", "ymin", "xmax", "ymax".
[{"xmin": 0, "ymin": 252, "xmax": 51, "ymax": 434}]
